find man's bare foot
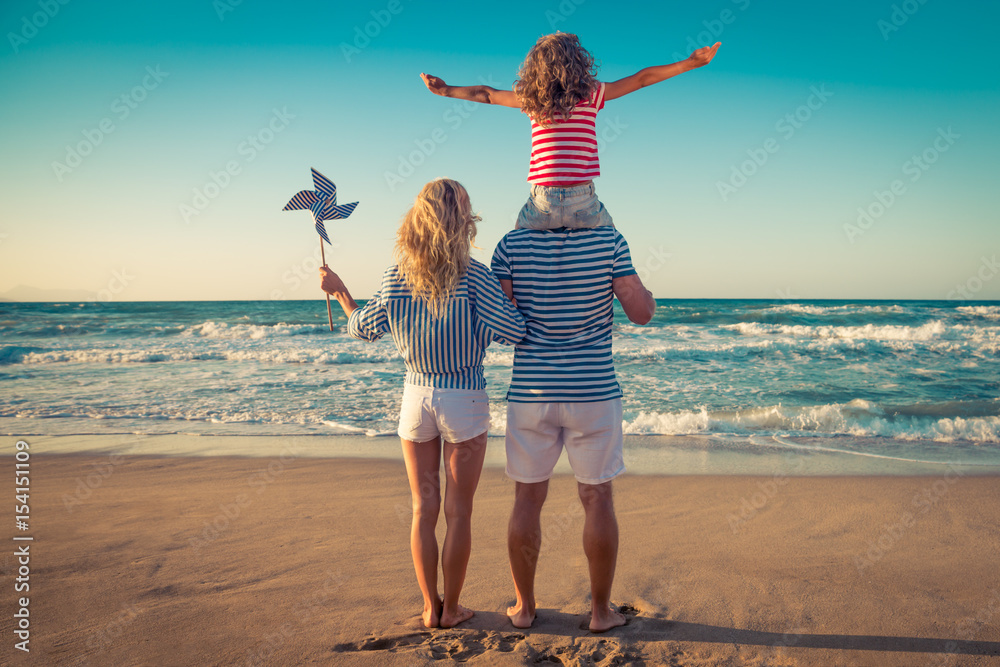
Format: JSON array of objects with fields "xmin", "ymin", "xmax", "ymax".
[
  {"xmin": 422, "ymin": 596, "xmax": 442, "ymax": 628},
  {"xmin": 440, "ymin": 604, "xmax": 474, "ymax": 628},
  {"xmin": 589, "ymin": 606, "xmax": 626, "ymax": 633},
  {"xmin": 506, "ymin": 602, "xmax": 536, "ymax": 629}
]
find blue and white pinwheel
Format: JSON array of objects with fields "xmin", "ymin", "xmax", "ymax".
[{"xmin": 282, "ymin": 168, "xmax": 359, "ymax": 244}]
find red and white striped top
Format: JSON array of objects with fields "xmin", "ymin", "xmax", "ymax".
[{"xmin": 526, "ymin": 82, "xmax": 606, "ymax": 187}]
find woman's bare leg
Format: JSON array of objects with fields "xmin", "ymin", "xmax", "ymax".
[
  {"xmin": 439, "ymin": 431, "xmax": 488, "ymax": 628},
  {"xmin": 401, "ymin": 437, "xmax": 442, "ymax": 628}
]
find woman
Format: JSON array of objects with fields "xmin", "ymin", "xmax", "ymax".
[{"xmin": 319, "ymin": 178, "xmax": 525, "ymax": 628}]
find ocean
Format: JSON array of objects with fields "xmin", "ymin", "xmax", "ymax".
[{"xmin": 2, "ymin": 299, "xmax": 999, "ymax": 471}]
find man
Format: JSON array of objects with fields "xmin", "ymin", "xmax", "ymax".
[{"xmin": 491, "ymin": 225, "xmax": 655, "ymax": 632}]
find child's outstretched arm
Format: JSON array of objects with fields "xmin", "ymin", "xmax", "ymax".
[
  {"xmin": 605, "ymin": 42, "xmax": 721, "ymax": 101},
  {"xmin": 420, "ymin": 73, "xmax": 520, "ymax": 108}
]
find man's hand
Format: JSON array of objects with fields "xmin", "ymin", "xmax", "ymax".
[
  {"xmin": 687, "ymin": 42, "xmax": 721, "ymax": 69},
  {"xmin": 420, "ymin": 73, "xmax": 449, "ymax": 96}
]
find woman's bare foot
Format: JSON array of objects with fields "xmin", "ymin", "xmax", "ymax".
[
  {"xmin": 440, "ymin": 604, "xmax": 474, "ymax": 628},
  {"xmin": 422, "ymin": 596, "xmax": 443, "ymax": 628},
  {"xmin": 589, "ymin": 606, "xmax": 626, "ymax": 633},
  {"xmin": 506, "ymin": 601, "xmax": 536, "ymax": 629}
]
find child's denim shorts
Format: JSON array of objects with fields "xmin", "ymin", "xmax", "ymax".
[{"xmin": 515, "ymin": 181, "xmax": 614, "ymax": 230}]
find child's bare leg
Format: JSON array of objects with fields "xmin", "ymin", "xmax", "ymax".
[
  {"xmin": 439, "ymin": 432, "xmax": 488, "ymax": 628},
  {"xmin": 401, "ymin": 437, "xmax": 443, "ymax": 627}
]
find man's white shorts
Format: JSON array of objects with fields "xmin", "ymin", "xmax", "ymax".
[
  {"xmin": 397, "ymin": 385, "xmax": 490, "ymax": 443},
  {"xmin": 505, "ymin": 398, "xmax": 624, "ymax": 485}
]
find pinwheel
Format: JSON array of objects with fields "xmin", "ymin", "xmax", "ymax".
[{"xmin": 283, "ymin": 168, "xmax": 359, "ymax": 330}]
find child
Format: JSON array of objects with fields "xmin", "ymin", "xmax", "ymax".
[{"xmin": 421, "ymin": 33, "xmax": 720, "ymax": 230}]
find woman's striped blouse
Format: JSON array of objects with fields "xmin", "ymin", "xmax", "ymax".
[{"xmin": 347, "ymin": 259, "xmax": 526, "ymax": 389}]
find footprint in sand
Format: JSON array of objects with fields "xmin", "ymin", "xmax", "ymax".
[
  {"xmin": 532, "ymin": 638, "xmax": 643, "ymax": 666},
  {"xmin": 333, "ymin": 629, "xmax": 527, "ymax": 661}
]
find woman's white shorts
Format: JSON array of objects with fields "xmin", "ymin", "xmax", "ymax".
[{"xmin": 397, "ymin": 385, "xmax": 490, "ymax": 443}]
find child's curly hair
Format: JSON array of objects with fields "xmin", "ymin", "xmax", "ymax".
[{"xmin": 514, "ymin": 33, "xmax": 599, "ymax": 127}]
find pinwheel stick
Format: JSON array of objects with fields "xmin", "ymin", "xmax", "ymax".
[{"xmin": 320, "ymin": 238, "xmax": 334, "ymax": 331}]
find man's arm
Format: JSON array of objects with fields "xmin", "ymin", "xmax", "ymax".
[
  {"xmin": 605, "ymin": 42, "xmax": 720, "ymax": 101},
  {"xmin": 612, "ymin": 274, "xmax": 655, "ymax": 325},
  {"xmin": 420, "ymin": 73, "xmax": 521, "ymax": 108},
  {"xmin": 499, "ymin": 278, "xmax": 515, "ymax": 304}
]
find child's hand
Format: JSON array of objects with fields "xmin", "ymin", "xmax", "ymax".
[
  {"xmin": 687, "ymin": 42, "xmax": 721, "ymax": 69},
  {"xmin": 420, "ymin": 72, "xmax": 449, "ymax": 96}
]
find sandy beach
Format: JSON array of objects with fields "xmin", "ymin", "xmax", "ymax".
[{"xmin": 4, "ymin": 451, "xmax": 1000, "ymax": 666}]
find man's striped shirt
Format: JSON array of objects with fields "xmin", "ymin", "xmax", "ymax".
[
  {"xmin": 527, "ymin": 82, "xmax": 606, "ymax": 187},
  {"xmin": 490, "ymin": 227, "xmax": 636, "ymax": 402},
  {"xmin": 347, "ymin": 259, "xmax": 525, "ymax": 389}
]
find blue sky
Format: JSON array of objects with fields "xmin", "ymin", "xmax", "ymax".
[{"xmin": 0, "ymin": 0, "xmax": 997, "ymax": 301}]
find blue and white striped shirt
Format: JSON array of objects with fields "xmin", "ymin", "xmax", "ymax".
[
  {"xmin": 347, "ymin": 259, "xmax": 526, "ymax": 389},
  {"xmin": 491, "ymin": 227, "xmax": 636, "ymax": 402}
]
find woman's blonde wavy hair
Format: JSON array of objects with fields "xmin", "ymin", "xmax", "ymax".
[
  {"xmin": 514, "ymin": 33, "xmax": 599, "ymax": 126},
  {"xmin": 394, "ymin": 179, "xmax": 480, "ymax": 318}
]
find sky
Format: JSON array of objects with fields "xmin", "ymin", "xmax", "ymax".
[{"xmin": 0, "ymin": 0, "xmax": 997, "ymax": 301}]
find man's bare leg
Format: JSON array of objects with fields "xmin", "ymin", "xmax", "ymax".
[
  {"xmin": 401, "ymin": 437, "xmax": 442, "ymax": 628},
  {"xmin": 579, "ymin": 481, "xmax": 625, "ymax": 632},
  {"xmin": 439, "ymin": 432, "xmax": 488, "ymax": 628},
  {"xmin": 507, "ymin": 480, "xmax": 549, "ymax": 628}
]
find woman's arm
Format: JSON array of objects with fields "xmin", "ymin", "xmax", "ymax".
[
  {"xmin": 319, "ymin": 265, "xmax": 358, "ymax": 317},
  {"xmin": 605, "ymin": 42, "xmax": 720, "ymax": 101},
  {"xmin": 470, "ymin": 265, "xmax": 526, "ymax": 345},
  {"xmin": 420, "ymin": 73, "xmax": 521, "ymax": 108}
]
